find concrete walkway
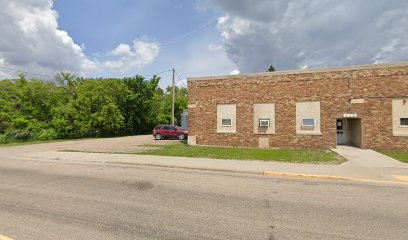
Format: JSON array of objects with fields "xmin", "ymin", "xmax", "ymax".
[{"xmin": 332, "ymin": 146, "xmax": 408, "ymax": 168}]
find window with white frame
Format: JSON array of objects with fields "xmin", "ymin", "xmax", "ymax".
[
  {"xmin": 400, "ymin": 118, "xmax": 408, "ymax": 127},
  {"xmin": 301, "ymin": 118, "xmax": 316, "ymax": 127},
  {"xmin": 221, "ymin": 118, "xmax": 232, "ymax": 126},
  {"xmin": 259, "ymin": 118, "xmax": 270, "ymax": 127}
]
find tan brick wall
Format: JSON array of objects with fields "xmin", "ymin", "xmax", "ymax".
[{"xmin": 188, "ymin": 64, "xmax": 408, "ymax": 150}]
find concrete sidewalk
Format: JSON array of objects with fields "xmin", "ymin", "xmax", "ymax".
[
  {"xmin": 7, "ymin": 149, "xmax": 407, "ymax": 185},
  {"xmin": 333, "ymin": 145, "xmax": 407, "ymax": 168},
  {"xmin": 1, "ymin": 135, "xmax": 407, "ymax": 185}
]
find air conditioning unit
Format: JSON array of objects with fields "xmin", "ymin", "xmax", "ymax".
[{"xmin": 259, "ymin": 118, "xmax": 270, "ymax": 127}]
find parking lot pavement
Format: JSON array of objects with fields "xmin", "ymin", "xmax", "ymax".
[{"xmin": 0, "ymin": 135, "xmax": 179, "ymax": 154}]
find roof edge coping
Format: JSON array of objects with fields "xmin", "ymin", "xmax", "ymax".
[{"xmin": 187, "ymin": 61, "xmax": 408, "ymax": 82}]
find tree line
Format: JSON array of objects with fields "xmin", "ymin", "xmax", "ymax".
[{"xmin": 0, "ymin": 73, "xmax": 187, "ymax": 143}]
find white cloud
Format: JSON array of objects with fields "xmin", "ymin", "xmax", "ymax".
[
  {"xmin": 111, "ymin": 44, "xmax": 133, "ymax": 57},
  {"xmin": 0, "ymin": 0, "xmax": 160, "ymax": 78},
  {"xmin": 208, "ymin": 43, "xmax": 223, "ymax": 51},
  {"xmin": 166, "ymin": 32, "xmax": 238, "ymax": 82},
  {"xmin": 104, "ymin": 38, "xmax": 160, "ymax": 72},
  {"xmin": 133, "ymin": 38, "xmax": 161, "ymax": 66},
  {"xmin": 230, "ymin": 69, "xmax": 239, "ymax": 75},
  {"xmin": 203, "ymin": 0, "xmax": 408, "ymax": 73}
]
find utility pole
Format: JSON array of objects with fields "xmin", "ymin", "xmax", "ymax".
[{"xmin": 171, "ymin": 68, "xmax": 175, "ymax": 125}]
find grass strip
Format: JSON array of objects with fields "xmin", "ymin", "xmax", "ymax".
[
  {"xmin": 137, "ymin": 143, "xmax": 344, "ymax": 164},
  {"xmin": 380, "ymin": 151, "xmax": 408, "ymax": 163}
]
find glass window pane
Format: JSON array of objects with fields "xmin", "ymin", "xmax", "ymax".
[
  {"xmin": 222, "ymin": 119, "xmax": 232, "ymax": 126},
  {"xmin": 302, "ymin": 118, "xmax": 315, "ymax": 126},
  {"xmin": 401, "ymin": 118, "xmax": 408, "ymax": 126}
]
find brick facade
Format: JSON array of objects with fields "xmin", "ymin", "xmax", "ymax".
[{"xmin": 187, "ymin": 62, "xmax": 408, "ymax": 150}]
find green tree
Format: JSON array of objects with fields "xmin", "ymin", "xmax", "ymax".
[
  {"xmin": 156, "ymin": 86, "xmax": 188, "ymax": 126},
  {"xmin": 268, "ymin": 65, "xmax": 276, "ymax": 72},
  {"xmin": 0, "ymin": 72, "xmax": 189, "ymax": 143},
  {"xmin": 75, "ymin": 78, "xmax": 129, "ymax": 136},
  {"xmin": 51, "ymin": 73, "xmax": 83, "ymax": 138},
  {"xmin": 120, "ymin": 75, "xmax": 160, "ymax": 134}
]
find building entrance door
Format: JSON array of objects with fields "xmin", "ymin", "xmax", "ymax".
[
  {"xmin": 336, "ymin": 118, "xmax": 362, "ymax": 147},
  {"xmin": 336, "ymin": 119, "xmax": 347, "ymax": 145}
]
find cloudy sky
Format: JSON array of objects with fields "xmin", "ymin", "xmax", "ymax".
[{"xmin": 0, "ymin": 0, "xmax": 407, "ymax": 87}]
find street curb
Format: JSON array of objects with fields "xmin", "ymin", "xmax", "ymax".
[
  {"xmin": 263, "ymin": 171, "xmax": 408, "ymax": 185},
  {"xmin": 4, "ymin": 155, "xmax": 407, "ymax": 186}
]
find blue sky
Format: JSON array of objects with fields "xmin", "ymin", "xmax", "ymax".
[
  {"xmin": 53, "ymin": 0, "xmax": 234, "ymax": 88},
  {"xmin": 55, "ymin": 0, "xmax": 214, "ymax": 54},
  {"xmin": 0, "ymin": 0, "xmax": 407, "ymax": 89}
]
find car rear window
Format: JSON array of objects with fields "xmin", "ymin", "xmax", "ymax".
[{"xmin": 155, "ymin": 126, "xmax": 162, "ymax": 130}]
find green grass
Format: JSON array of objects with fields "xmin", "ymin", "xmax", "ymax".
[
  {"xmin": 0, "ymin": 137, "xmax": 100, "ymax": 147},
  {"xmin": 138, "ymin": 143, "xmax": 344, "ymax": 164},
  {"xmin": 380, "ymin": 151, "xmax": 408, "ymax": 163},
  {"xmin": 0, "ymin": 139, "xmax": 70, "ymax": 147},
  {"xmin": 0, "ymin": 134, "xmax": 152, "ymax": 147}
]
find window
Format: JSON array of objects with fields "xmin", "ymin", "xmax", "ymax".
[
  {"xmin": 400, "ymin": 118, "xmax": 408, "ymax": 127},
  {"xmin": 336, "ymin": 119, "xmax": 343, "ymax": 130},
  {"xmin": 296, "ymin": 101, "xmax": 321, "ymax": 135},
  {"xmin": 254, "ymin": 103, "xmax": 275, "ymax": 134},
  {"xmin": 301, "ymin": 118, "xmax": 316, "ymax": 127},
  {"xmin": 162, "ymin": 126, "xmax": 171, "ymax": 130},
  {"xmin": 221, "ymin": 118, "xmax": 232, "ymax": 126},
  {"xmin": 217, "ymin": 104, "xmax": 236, "ymax": 133},
  {"xmin": 259, "ymin": 118, "xmax": 270, "ymax": 127}
]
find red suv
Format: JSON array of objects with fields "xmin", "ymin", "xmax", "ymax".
[{"xmin": 153, "ymin": 125, "xmax": 188, "ymax": 140}]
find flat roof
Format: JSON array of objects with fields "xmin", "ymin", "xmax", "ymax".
[{"xmin": 187, "ymin": 61, "xmax": 408, "ymax": 82}]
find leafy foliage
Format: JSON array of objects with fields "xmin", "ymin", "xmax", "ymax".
[{"xmin": 0, "ymin": 73, "xmax": 187, "ymax": 143}]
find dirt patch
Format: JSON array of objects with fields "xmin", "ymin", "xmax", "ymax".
[
  {"xmin": 0, "ymin": 135, "xmax": 183, "ymax": 155},
  {"xmin": 57, "ymin": 135, "xmax": 182, "ymax": 153}
]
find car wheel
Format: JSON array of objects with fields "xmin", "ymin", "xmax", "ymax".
[
  {"xmin": 178, "ymin": 134, "xmax": 185, "ymax": 140},
  {"xmin": 155, "ymin": 134, "xmax": 162, "ymax": 140}
]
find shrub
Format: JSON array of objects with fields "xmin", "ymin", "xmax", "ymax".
[
  {"xmin": 0, "ymin": 134, "xmax": 7, "ymax": 144},
  {"xmin": 12, "ymin": 129, "xmax": 32, "ymax": 140},
  {"xmin": 36, "ymin": 128, "xmax": 58, "ymax": 141},
  {"xmin": 12, "ymin": 117, "xmax": 29, "ymax": 129}
]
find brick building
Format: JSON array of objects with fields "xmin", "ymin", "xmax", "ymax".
[{"xmin": 187, "ymin": 62, "xmax": 408, "ymax": 150}]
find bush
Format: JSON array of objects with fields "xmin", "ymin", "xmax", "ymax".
[
  {"xmin": 12, "ymin": 117, "xmax": 30, "ymax": 129},
  {"xmin": 12, "ymin": 129, "xmax": 32, "ymax": 140},
  {"xmin": 0, "ymin": 134, "xmax": 7, "ymax": 144},
  {"xmin": 36, "ymin": 128, "xmax": 58, "ymax": 141}
]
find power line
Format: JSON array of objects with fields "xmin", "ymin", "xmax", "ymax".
[
  {"xmin": 143, "ymin": 69, "xmax": 173, "ymax": 77},
  {"xmin": 163, "ymin": 17, "xmax": 218, "ymax": 47},
  {"xmin": 1, "ymin": 64, "xmax": 185, "ymax": 87},
  {"xmin": 174, "ymin": 69, "xmax": 187, "ymax": 88},
  {"xmin": 0, "ymin": 64, "xmax": 174, "ymax": 80},
  {"xmin": 174, "ymin": 69, "xmax": 183, "ymax": 81},
  {"xmin": 0, "ymin": 65, "xmax": 55, "ymax": 78}
]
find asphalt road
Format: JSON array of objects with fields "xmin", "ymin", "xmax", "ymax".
[{"xmin": 0, "ymin": 158, "xmax": 407, "ymax": 240}]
